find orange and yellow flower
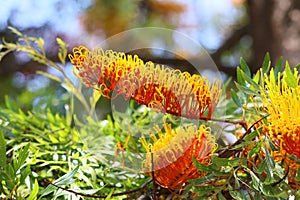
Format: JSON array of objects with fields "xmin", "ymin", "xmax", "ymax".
[
  {"xmin": 139, "ymin": 123, "xmax": 217, "ymax": 190},
  {"xmin": 69, "ymin": 46, "xmax": 221, "ymax": 119},
  {"xmin": 260, "ymin": 68, "xmax": 300, "ymax": 180},
  {"xmin": 69, "ymin": 46, "xmax": 144, "ymax": 97}
]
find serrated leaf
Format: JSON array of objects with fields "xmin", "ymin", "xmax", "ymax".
[
  {"xmin": 284, "ymin": 62, "xmax": 297, "ymax": 88},
  {"xmin": 240, "ymin": 70, "xmax": 260, "ymax": 90},
  {"xmin": 188, "ymin": 174, "xmax": 215, "ymax": 185},
  {"xmin": 240, "ymin": 57, "xmax": 251, "ymax": 76},
  {"xmin": 257, "ymin": 159, "xmax": 267, "ymax": 174},
  {"xmin": 264, "ymin": 145, "xmax": 275, "ymax": 184},
  {"xmin": 229, "ymin": 190, "xmax": 247, "ymax": 200},
  {"xmin": 230, "ymin": 141, "xmax": 254, "ymax": 150},
  {"xmin": 194, "ymin": 185, "xmax": 223, "ymax": 197},
  {"xmin": 48, "ymin": 134, "xmax": 59, "ymax": 143},
  {"xmin": 253, "ymin": 193, "xmax": 262, "ymax": 200},
  {"xmin": 218, "ymin": 193, "xmax": 227, "ymax": 200},
  {"xmin": 212, "ymin": 156, "xmax": 229, "ymax": 167},
  {"xmin": 104, "ymin": 189, "xmax": 114, "ymax": 200},
  {"xmin": 213, "ymin": 156, "xmax": 245, "ymax": 168},
  {"xmin": 39, "ymin": 184, "xmax": 56, "ymax": 199},
  {"xmin": 27, "ymin": 179, "xmax": 39, "ymax": 200},
  {"xmin": 40, "ymin": 166, "xmax": 79, "ymax": 199},
  {"xmin": 5, "ymin": 95, "xmax": 19, "ymax": 112},
  {"xmin": 261, "ymin": 184, "xmax": 287, "ymax": 197},
  {"xmin": 261, "ymin": 52, "xmax": 270, "ymax": 74},
  {"xmin": 20, "ymin": 164, "xmax": 31, "ymax": 184},
  {"xmin": 235, "ymin": 82, "xmax": 258, "ymax": 96},
  {"xmin": 244, "ymin": 129, "xmax": 259, "ymax": 141},
  {"xmin": 231, "ymin": 89, "xmax": 242, "ymax": 107},
  {"xmin": 236, "ymin": 67, "xmax": 245, "ymax": 86},
  {"xmin": 222, "ymin": 77, "xmax": 232, "ymax": 92},
  {"xmin": 53, "ymin": 166, "xmax": 79, "ymax": 186},
  {"xmin": 274, "ymin": 57, "xmax": 283, "ymax": 81},
  {"xmin": 14, "ymin": 143, "xmax": 29, "ymax": 171},
  {"xmin": 249, "ymin": 170, "xmax": 262, "ymax": 191},
  {"xmin": 253, "ymin": 71, "xmax": 260, "ymax": 84},
  {"xmin": 193, "ymin": 157, "xmax": 213, "ymax": 173},
  {"xmin": 295, "ymin": 167, "xmax": 300, "ymax": 181},
  {"xmin": 6, "ymin": 164, "xmax": 15, "ymax": 188},
  {"xmin": 0, "ymin": 130, "xmax": 6, "ymax": 168}
]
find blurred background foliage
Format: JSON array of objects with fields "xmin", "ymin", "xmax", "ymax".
[{"xmin": 1, "ymin": 0, "xmax": 300, "ymax": 109}]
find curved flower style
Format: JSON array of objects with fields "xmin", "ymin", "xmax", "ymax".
[
  {"xmin": 115, "ymin": 63, "xmax": 221, "ymax": 119},
  {"xmin": 139, "ymin": 123, "xmax": 217, "ymax": 190},
  {"xmin": 69, "ymin": 46, "xmax": 144, "ymax": 97},
  {"xmin": 69, "ymin": 46, "xmax": 221, "ymax": 119},
  {"xmin": 260, "ymin": 68, "xmax": 300, "ymax": 167}
]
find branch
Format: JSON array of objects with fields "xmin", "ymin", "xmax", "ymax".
[
  {"xmin": 46, "ymin": 178, "xmax": 152, "ymax": 199},
  {"xmin": 136, "ymin": 25, "xmax": 249, "ymax": 78},
  {"xmin": 138, "ymin": 55, "xmax": 238, "ymax": 78},
  {"xmin": 211, "ymin": 25, "xmax": 249, "ymax": 61},
  {"xmin": 151, "ymin": 152, "xmax": 157, "ymax": 200},
  {"xmin": 218, "ymin": 114, "xmax": 269, "ymax": 158}
]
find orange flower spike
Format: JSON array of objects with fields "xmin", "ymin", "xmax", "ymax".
[
  {"xmin": 69, "ymin": 46, "xmax": 222, "ymax": 119},
  {"xmin": 139, "ymin": 123, "xmax": 217, "ymax": 190},
  {"xmin": 69, "ymin": 46, "xmax": 144, "ymax": 98},
  {"xmin": 116, "ymin": 63, "xmax": 221, "ymax": 119}
]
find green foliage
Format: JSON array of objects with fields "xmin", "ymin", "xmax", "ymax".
[
  {"xmin": 0, "ymin": 28, "xmax": 150, "ymax": 199},
  {"xmin": 40, "ymin": 166, "xmax": 79, "ymax": 198},
  {"xmin": 0, "ymin": 96, "xmax": 149, "ymax": 199},
  {"xmin": 0, "ymin": 135, "xmax": 33, "ymax": 199}
]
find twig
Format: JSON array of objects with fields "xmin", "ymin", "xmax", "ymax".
[
  {"xmin": 203, "ymin": 117, "xmax": 248, "ymax": 130},
  {"xmin": 218, "ymin": 114, "xmax": 269, "ymax": 158},
  {"xmin": 151, "ymin": 151, "xmax": 157, "ymax": 200},
  {"xmin": 46, "ymin": 178, "xmax": 152, "ymax": 199},
  {"xmin": 236, "ymin": 170, "xmax": 267, "ymax": 200},
  {"xmin": 165, "ymin": 110, "xmax": 248, "ymax": 130},
  {"xmin": 44, "ymin": 128, "xmax": 65, "ymax": 134}
]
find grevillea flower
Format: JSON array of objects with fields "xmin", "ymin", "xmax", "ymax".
[
  {"xmin": 69, "ymin": 46, "xmax": 221, "ymax": 119},
  {"xmin": 260, "ymin": 68, "xmax": 300, "ymax": 169},
  {"xmin": 139, "ymin": 123, "xmax": 217, "ymax": 190},
  {"xmin": 69, "ymin": 46, "xmax": 144, "ymax": 97}
]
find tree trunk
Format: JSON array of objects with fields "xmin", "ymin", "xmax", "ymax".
[
  {"xmin": 248, "ymin": 0, "xmax": 300, "ymax": 71},
  {"xmin": 247, "ymin": 0, "xmax": 282, "ymax": 72}
]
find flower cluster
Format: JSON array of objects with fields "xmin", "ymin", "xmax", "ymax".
[
  {"xmin": 139, "ymin": 123, "xmax": 216, "ymax": 190},
  {"xmin": 69, "ymin": 46, "xmax": 221, "ymax": 119},
  {"xmin": 69, "ymin": 46, "xmax": 220, "ymax": 190},
  {"xmin": 260, "ymin": 68, "xmax": 300, "ymax": 172}
]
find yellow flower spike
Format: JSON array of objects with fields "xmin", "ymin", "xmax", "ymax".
[
  {"xmin": 139, "ymin": 123, "xmax": 216, "ymax": 190},
  {"xmin": 260, "ymin": 68, "xmax": 300, "ymax": 166},
  {"xmin": 69, "ymin": 46, "xmax": 222, "ymax": 120}
]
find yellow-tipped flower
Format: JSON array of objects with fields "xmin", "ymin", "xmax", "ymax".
[
  {"xmin": 139, "ymin": 123, "xmax": 217, "ymax": 190},
  {"xmin": 69, "ymin": 46, "xmax": 221, "ymax": 119},
  {"xmin": 69, "ymin": 46, "xmax": 144, "ymax": 97},
  {"xmin": 260, "ymin": 68, "xmax": 300, "ymax": 164}
]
